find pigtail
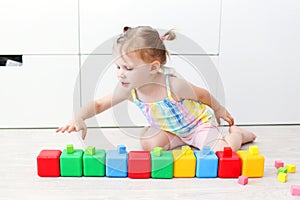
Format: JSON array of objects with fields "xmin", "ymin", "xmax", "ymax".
[
  {"xmin": 161, "ymin": 29, "xmax": 176, "ymax": 41},
  {"xmin": 123, "ymin": 26, "xmax": 132, "ymax": 34}
]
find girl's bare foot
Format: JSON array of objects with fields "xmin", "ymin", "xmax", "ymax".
[{"xmin": 229, "ymin": 125, "xmax": 256, "ymax": 144}]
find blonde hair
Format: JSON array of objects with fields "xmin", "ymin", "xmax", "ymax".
[{"xmin": 113, "ymin": 26, "xmax": 176, "ymax": 65}]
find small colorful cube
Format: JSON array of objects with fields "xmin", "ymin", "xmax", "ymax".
[
  {"xmin": 238, "ymin": 175, "xmax": 248, "ymax": 185},
  {"xmin": 37, "ymin": 150, "xmax": 62, "ymax": 177},
  {"xmin": 172, "ymin": 146, "xmax": 196, "ymax": 178},
  {"xmin": 150, "ymin": 147, "xmax": 174, "ymax": 179},
  {"xmin": 83, "ymin": 146, "xmax": 106, "ymax": 177},
  {"xmin": 106, "ymin": 145, "xmax": 128, "ymax": 177},
  {"xmin": 237, "ymin": 146, "xmax": 264, "ymax": 178},
  {"xmin": 60, "ymin": 144, "xmax": 84, "ymax": 177},
  {"xmin": 128, "ymin": 151, "xmax": 151, "ymax": 178},
  {"xmin": 194, "ymin": 146, "xmax": 218, "ymax": 178},
  {"xmin": 291, "ymin": 185, "xmax": 300, "ymax": 196},
  {"xmin": 277, "ymin": 172, "xmax": 287, "ymax": 183},
  {"xmin": 286, "ymin": 164, "xmax": 296, "ymax": 173},
  {"xmin": 216, "ymin": 147, "xmax": 241, "ymax": 178},
  {"xmin": 275, "ymin": 160, "xmax": 284, "ymax": 169}
]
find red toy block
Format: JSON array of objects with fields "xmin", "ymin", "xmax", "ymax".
[
  {"xmin": 291, "ymin": 185, "xmax": 300, "ymax": 196},
  {"xmin": 216, "ymin": 147, "xmax": 241, "ymax": 178},
  {"xmin": 238, "ymin": 175, "xmax": 248, "ymax": 185},
  {"xmin": 128, "ymin": 151, "xmax": 151, "ymax": 179},
  {"xmin": 275, "ymin": 160, "xmax": 284, "ymax": 169},
  {"xmin": 37, "ymin": 150, "xmax": 62, "ymax": 177}
]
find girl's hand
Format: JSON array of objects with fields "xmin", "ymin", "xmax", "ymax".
[
  {"xmin": 56, "ymin": 118, "xmax": 87, "ymax": 140},
  {"xmin": 214, "ymin": 106, "xmax": 234, "ymax": 126}
]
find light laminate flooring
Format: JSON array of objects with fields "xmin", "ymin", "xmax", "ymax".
[{"xmin": 0, "ymin": 126, "xmax": 299, "ymax": 200}]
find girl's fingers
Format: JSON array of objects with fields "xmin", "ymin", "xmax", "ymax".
[
  {"xmin": 61, "ymin": 125, "xmax": 70, "ymax": 133},
  {"xmin": 67, "ymin": 126, "xmax": 75, "ymax": 133},
  {"xmin": 82, "ymin": 128, "xmax": 87, "ymax": 140}
]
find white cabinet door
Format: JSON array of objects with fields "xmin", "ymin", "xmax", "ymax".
[
  {"xmin": 0, "ymin": 56, "xmax": 80, "ymax": 128},
  {"xmin": 0, "ymin": 0, "xmax": 78, "ymax": 54},
  {"xmin": 219, "ymin": 0, "xmax": 300, "ymax": 124},
  {"xmin": 80, "ymin": 55, "xmax": 219, "ymax": 127},
  {"xmin": 80, "ymin": 0, "xmax": 221, "ymax": 55}
]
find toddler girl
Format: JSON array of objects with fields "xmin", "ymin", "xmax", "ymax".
[{"xmin": 56, "ymin": 26, "xmax": 256, "ymax": 151}]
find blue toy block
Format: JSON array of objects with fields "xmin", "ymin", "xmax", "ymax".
[
  {"xmin": 194, "ymin": 146, "xmax": 218, "ymax": 178},
  {"xmin": 106, "ymin": 145, "xmax": 128, "ymax": 177}
]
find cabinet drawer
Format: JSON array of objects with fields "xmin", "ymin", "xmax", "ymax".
[
  {"xmin": 0, "ymin": 0, "xmax": 78, "ymax": 54},
  {"xmin": 0, "ymin": 56, "xmax": 80, "ymax": 128},
  {"xmin": 80, "ymin": 0, "xmax": 221, "ymax": 55}
]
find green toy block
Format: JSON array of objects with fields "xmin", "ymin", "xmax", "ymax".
[
  {"xmin": 153, "ymin": 147, "xmax": 162, "ymax": 156},
  {"xmin": 60, "ymin": 149, "xmax": 83, "ymax": 177},
  {"xmin": 66, "ymin": 144, "xmax": 74, "ymax": 154},
  {"xmin": 83, "ymin": 149, "xmax": 106, "ymax": 176},
  {"xmin": 278, "ymin": 167, "xmax": 287, "ymax": 174},
  {"xmin": 86, "ymin": 146, "xmax": 96, "ymax": 155},
  {"xmin": 150, "ymin": 149, "xmax": 173, "ymax": 179}
]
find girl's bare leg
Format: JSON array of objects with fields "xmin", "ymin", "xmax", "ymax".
[
  {"xmin": 140, "ymin": 126, "xmax": 171, "ymax": 150},
  {"xmin": 212, "ymin": 125, "xmax": 256, "ymax": 152}
]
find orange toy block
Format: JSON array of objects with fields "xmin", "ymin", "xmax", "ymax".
[
  {"xmin": 237, "ymin": 146, "xmax": 265, "ymax": 177},
  {"xmin": 172, "ymin": 146, "xmax": 196, "ymax": 178}
]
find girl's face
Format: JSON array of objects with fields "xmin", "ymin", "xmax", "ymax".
[{"xmin": 115, "ymin": 52, "xmax": 155, "ymax": 89}]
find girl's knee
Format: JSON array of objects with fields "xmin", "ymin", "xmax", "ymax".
[{"xmin": 140, "ymin": 138, "xmax": 156, "ymax": 151}]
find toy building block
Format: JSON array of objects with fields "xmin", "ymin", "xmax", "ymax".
[
  {"xmin": 275, "ymin": 160, "xmax": 284, "ymax": 169},
  {"xmin": 106, "ymin": 145, "xmax": 128, "ymax": 177},
  {"xmin": 86, "ymin": 146, "xmax": 96, "ymax": 155},
  {"xmin": 216, "ymin": 147, "xmax": 241, "ymax": 178},
  {"xmin": 291, "ymin": 185, "xmax": 300, "ymax": 196},
  {"xmin": 238, "ymin": 175, "xmax": 248, "ymax": 185},
  {"xmin": 37, "ymin": 150, "xmax": 62, "ymax": 177},
  {"xmin": 83, "ymin": 146, "xmax": 105, "ymax": 177},
  {"xmin": 277, "ymin": 167, "xmax": 287, "ymax": 175},
  {"xmin": 60, "ymin": 144, "xmax": 83, "ymax": 177},
  {"xmin": 286, "ymin": 164, "xmax": 296, "ymax": 173},
  {"xmin": 128, "ymin": 151, "xmax": 151, "ymax": 179},
  {"xmin": 66, "ymin": 144, "xmax": 74, "ymax": 153},
  {"xmin": 277, "ymin": 172, "xmax": 287, "ymax": 183},
  {"xmin": 194, "ymin": 146, "xmax": 218, "ymax": 178},
  {"xmin": 237, "ymin": 146, "xmax": 265, "ymax": 177},
  {"xmin": 172, "ymin": 145, "xmax": 196, "ymax": 178},
  {"xmin": 150, "ymin": 147, "xmax": 174, "ymax": 179}
]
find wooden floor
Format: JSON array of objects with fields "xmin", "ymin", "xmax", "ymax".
[{"xmin": 0, "ymin": 126, "xmax": 299, "ymax": 199}]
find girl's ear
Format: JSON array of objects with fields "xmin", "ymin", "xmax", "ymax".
[{"xmin": 150, "ymin": 60, "xmax": 161, "ymax": 74}]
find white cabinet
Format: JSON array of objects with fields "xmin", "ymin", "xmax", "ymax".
[
  {"xmin": 80, "ymin": 55, "xmax": 219, "ymax": 127},
  {"xmin": 0, "ymin": 0, "xmax": 78, "ymax": 54},
  {"xmin": 0, "ymin": 56, "xmax": 80, "ymax": 128},
  {"xmin": 79, "ymin": 0, "xmax": 221, "ymax": 55},
  {"xmin": 219, "ymin": 0, "xmax": 300, "ymax": 124}
]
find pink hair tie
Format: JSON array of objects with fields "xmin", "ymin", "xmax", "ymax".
[{"xmin": 159, "ymin": 35, "xmax": 166, "ymax": 41}]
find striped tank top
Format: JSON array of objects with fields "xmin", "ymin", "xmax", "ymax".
[{"xmin": 131, "ymin": 74, "xmax": 217, "ymax": 136}]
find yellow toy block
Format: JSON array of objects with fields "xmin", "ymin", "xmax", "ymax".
[
  {"xmin": 278, "ymin": 172, "xmax": 287, "ymax": 183},
  {"xmin": 172, "ymin": 146, "xmax": 196, "ymax": 178},
  {"xmin": 286, "ymin": 164, "xmax": 296, "ymax": 173},
  {"xmin": 237, "ymin": 145, "xmax": 265, "ymax": 177}
]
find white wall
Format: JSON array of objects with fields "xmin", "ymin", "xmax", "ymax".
[
  {"xmin": 218, "ymin": 0, "xmax": 300, "ymax": 124},
  {"xmin": 0, "ymin": 0, "xmax": 299, "ymax": 128}
]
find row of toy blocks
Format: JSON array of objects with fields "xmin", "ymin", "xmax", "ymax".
[
  {"xmin": 37, "ymin": 145, "xmax": 264, "ymax": 179},
  {"xmin": 37, "ymin": 145, "xmax": 105, "ymax": 177}
]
